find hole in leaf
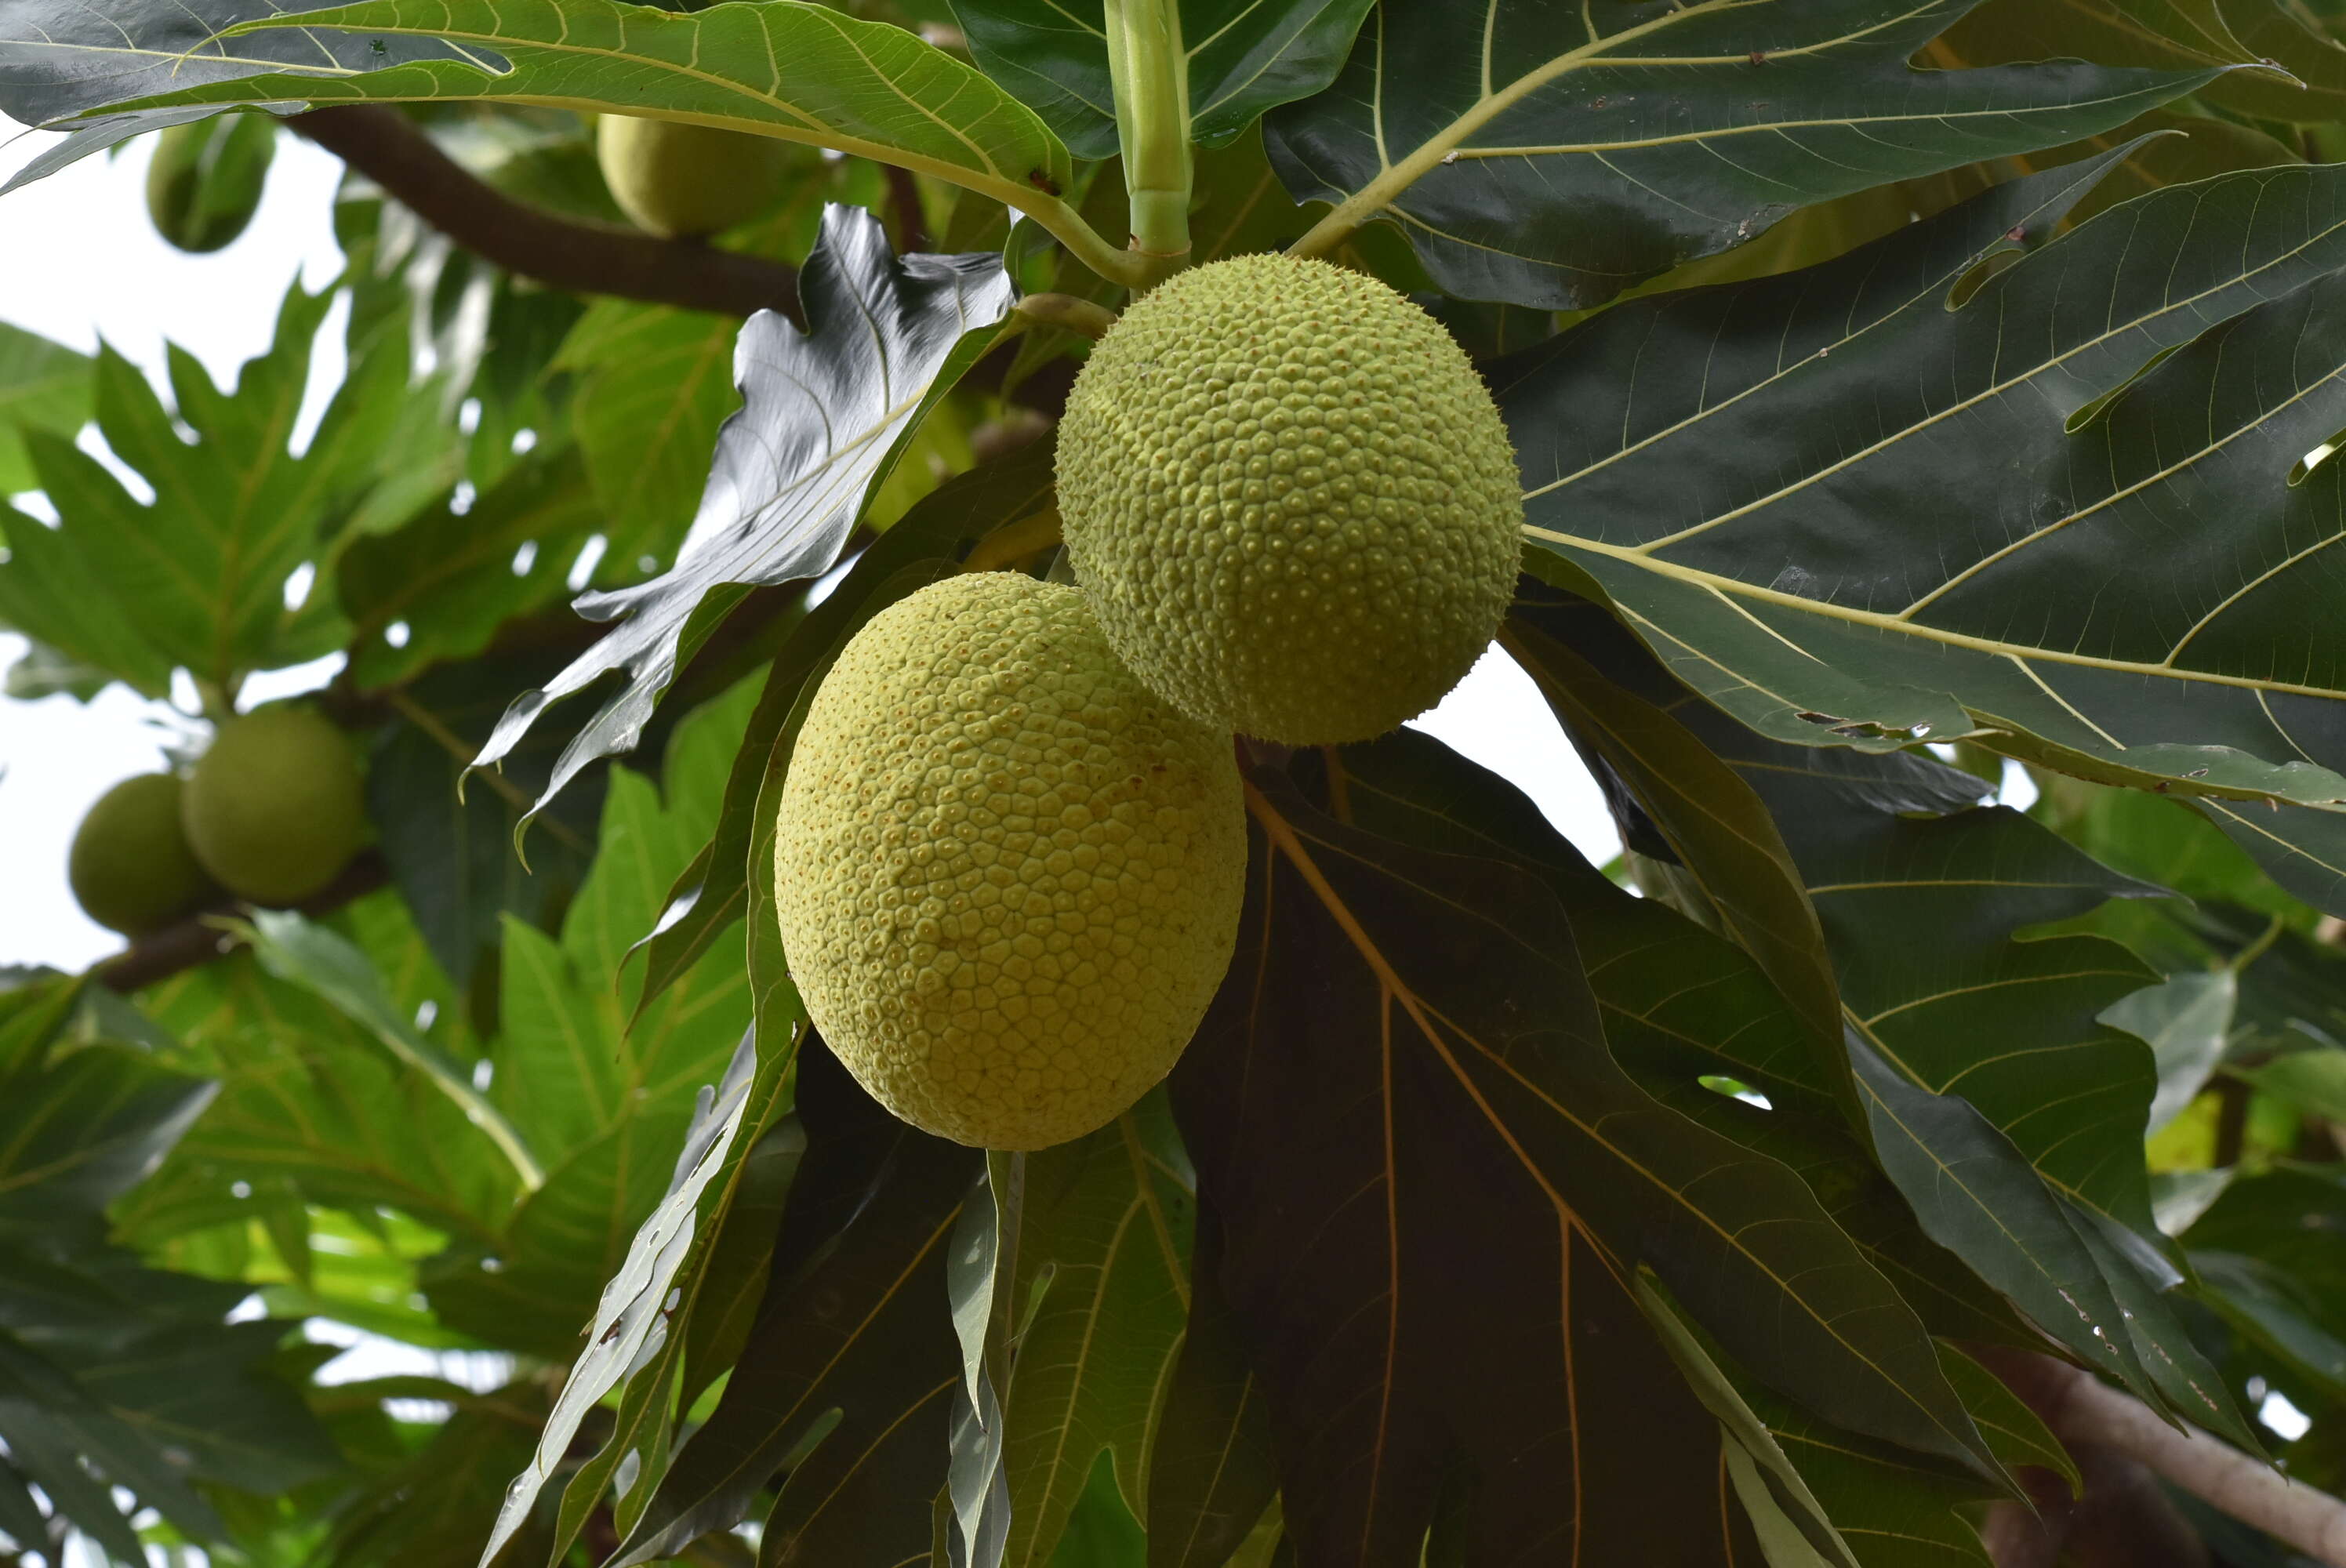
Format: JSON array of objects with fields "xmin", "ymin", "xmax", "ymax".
[
  {"xmin": 567, "ymin": 534, "xmax": 608, "ymax": 592},
  {"xmin": 2065, "ymin": 343, "xmax": 2184, "ymax": 434},
  {"xmin": 1698, "ymin": 1074, "xmax": 1773, "ymax": 1111},
  {"xmin": 1945, "ymin": 246, "xmax": 2025, "ymax": 311},
  {"xmin": 2289, "ymin": 429, "xmax": 2346, "ymax": 487}
]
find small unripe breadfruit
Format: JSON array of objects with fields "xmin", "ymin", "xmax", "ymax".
[
  {"xmin": 595, "ymin": 115, "xmax": 791, "ymax": 238},
  {"xmin": 1057, "ymin": 253, "xmax": 1523, "ymax": 744},
  {"xmin": 146, "ymin": 115, "xmax": 275, "ymax": 253},
  {"xmin": 774, "ymin": 572, "xmax": 1246, "ymax": 1150},
  {"xmin": 183, "ymin": 706, "xmax": 366, "ymax": 906},
  {"xmin": 69, "ymin": 774, "xmax": 216, "ymax": 936}
]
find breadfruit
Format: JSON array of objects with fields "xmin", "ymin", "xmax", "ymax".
[
  {"xmin": 594, "ymin": 115, "xmax": 792, "ymax": 239},
  {"xmin": 69, "ymin": 773, "xmax": 216, "ymax": 937},
  {"xmin": 773, "ymin": 572, "xmax": 1245, "ymax": 1150},
  {"xmin": 1057, "ymin": 252, "xmax": 1523, "ymax": 744},
  {"xmin": 183, "ymin": 706, "xmax": 366, "ymax": 906},
  {"xmin": 146, "ymin": 115, "xmax": 275, "ymax": 253}
]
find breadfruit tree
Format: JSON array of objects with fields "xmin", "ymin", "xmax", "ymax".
[{"xmin": 11, "ymin": 0, "xmax": 2346, "ymax": 1564}]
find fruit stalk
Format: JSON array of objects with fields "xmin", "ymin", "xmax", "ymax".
[{"xmin": 1102, "ymin": 0, "xmax": 1192, "ymax": 278}]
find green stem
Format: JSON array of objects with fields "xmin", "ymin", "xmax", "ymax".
[{"xmin": 1102, "ymin": 0, "xmax": 1192, "ymax": 277}]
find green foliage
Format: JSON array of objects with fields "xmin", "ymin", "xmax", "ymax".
[{"xmin": 10, "ymin": 0, "xmax": 2346, "ymax": 1563}]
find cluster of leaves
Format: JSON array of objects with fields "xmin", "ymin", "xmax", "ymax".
[{"xmin": 7, "ymin": 0, "xmax": 2346, "ymax": 1564}]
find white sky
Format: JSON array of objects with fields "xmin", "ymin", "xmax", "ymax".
[{"xmin": 0, "ymin": 113, "xmax": 1620, "ymax": 974}]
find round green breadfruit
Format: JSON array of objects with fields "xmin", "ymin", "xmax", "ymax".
[
  {"xmin": 595, "ymin": 116, "xmax": 792, "ymax": 239},
  {"xmin": 183, "ymin": 706, "xmax": 366, "ymax": 906},
  {"xmin": 146, "ymin": 115, "xmax": 276, "ymax": 253},
  {"xmin": 69, "ymin": 773, "xmax": 216, "ymax": 937},
  {"xmin": 773, "ymin": 572, "xmax": 1246, "ymax": 1150},
  {"xmin": 1057, "ymin": 252, "xmax": 1523, "ymax": 745}
]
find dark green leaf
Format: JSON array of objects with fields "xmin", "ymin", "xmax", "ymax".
[
  {"xmin": 1495, "ymin": 151, "xmax": 2346, "ymax": 891},
  {"xmin": 1173, "ymin": 766, "xmax": 1995, "ymax": 1563},
  {"xmin": 365, "ymin": 649, "xmax": 608, "ymax": 993},
  {"xmin": 612, "ymin": 1037, "xmax": 981, "ymax": 1567},
  {"xmin": 87, "ymin": 0, "xmax": 1078, "ymax": 216},
  {"xmin": 1000, "ymin": 1095, "xmax": 1193, "ymax": 1567},
  {"xmin": 954, "ymin": 0, "xmax": 1371, "ymax": 158},
  {"xmin": 1143, "ymin": 1201, "xmax": 1277, "ymax": 1568},
  {"xmin": 1503, "ymin": 619, "xmax": 1857, "ymax": 1128},
  {"xmin": 1266, "ymin": 0, "xmax": 2218, "ymax": 307},
  {"xmin": 1324, "ymin": 730, "xmax": 2042, "ymax": 1352},
  {"xmin": 325, "ymin": 1377, "xmax": 557, "ymax": 1568}
]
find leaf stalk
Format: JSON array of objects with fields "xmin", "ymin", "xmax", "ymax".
[{"xmin": 1102, "ymin": 0, "xmax": 1193, "ymax": 280}]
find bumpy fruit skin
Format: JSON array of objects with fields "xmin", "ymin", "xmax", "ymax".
[
  {"xmin": 1057, "ymin": 253, "xmax": 1523, "ymax": 744},
  {"xmin": 146, "ymin": 116, "xmax": 276, "ymax": 253},
  {"xmin": 595, "ymin": 115, "xmax": 790, "ymax": 238},
  {"xmin": 69, "ymin": 774, "xmax": 216, "ymax": 937},
  {"xmin": 773, "ymin": 572, "xmax": 1245, "ymax": 1150},
  {"xmin": 183, "ymin": 706, "xmax": 366, "ymax": 906}
]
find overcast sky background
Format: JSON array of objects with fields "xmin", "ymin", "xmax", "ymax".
[{"xmin": 0, "ymin": 112, "xmax": 1622, "ymax": 975}]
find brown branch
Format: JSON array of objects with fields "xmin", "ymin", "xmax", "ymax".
[
  {"xmin": 97, "ymin": 848, "xmax": 392, "ymax": 994},
  {"xmin": 289, "ymin": 106, "xmax": 802, "ymax": 322},
  {"xmin": 1982, "ymin": 1348, "xmax": 2346, "ymax": 1566},
  {"xmin": 881, "ymin": 160, "xmax": 929, "ymax": 255}
]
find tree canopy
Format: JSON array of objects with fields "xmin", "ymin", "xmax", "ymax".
[{"xmin": 7, "ymin": 1, "xmax": 2346, "ymax": 1564}]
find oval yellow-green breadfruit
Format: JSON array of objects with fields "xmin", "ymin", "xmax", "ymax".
[
  {"xmin": 1057, "ymin": 253, "xmax": 1523, "ymax": 745},
  {"xmin": 146, "ymin": 115, "xmax": 276, "ymax": 254},
  {"xmin": 69, "ymin": 774, "xmax": 217, "ymax": 936},
  {"xmin": 595, "ymin": 115, "xmax": 792, "ymax": 239},
  {"xmin": 774, "ymin": 572, "xmax": 1246, "ymax": 1150},
  {"xmin": 183, "ymin": 706, "xmax": 366, "ymax": 906}
]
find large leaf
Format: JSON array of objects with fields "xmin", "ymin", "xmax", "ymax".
[
  {"xmin": 1496, "ymin": 148, "xmax": 2346, "ymax": 906},
  {"xmin": 63, "ymin": 0, "xmax": 1079, "ymax": 221},
  {"xmin": 1173, "ymin": 763, "xmax": 1998, "ymax": 1564},
  {"xmin": 422, "ymin": 694, "xmax": 757, "ymax": 1352},
  {"xmin": 1263, "ymin": 0, "xmax": 2220, "ymax": 308},
  {"xmin": 135, "ymin": 949, "xmax": 520, "ymax": 1247},
  {"xmin": 0, "ymin": 980, "xmax": 336, "ymax": 1559},
  {"xmin": 997, "ymin": 1096, "xmax": 1193, "ymax": 1567},
  {"xmin": 336, "ymin": 442, "xmax": 602, "ymax": 689},
  {"xmin": 1938, "ymin": 0, "xmax": 2346, "ymax": 125},
  {"xmin": 1509, "ymin": 592, "xmax": 2266, "ymax": 1440},
  {"xmin": 1142, "ymin": 1204, "xmax": 1279, "ymax": 1568},
  {"xmin": 610, "ymin": 1037, "xmax": 982, "ymax": 1567},
  {"xmin": 1320, "ymin": 730, "xmax": 2040, "ymax": 1356},
  {"xmin": 0, "ymin": 284, "xmax": 418, "ymax": 695},
  {"xmin": 553, "ymin": 303, "xmax": 745, "ymax": 566},
  {"xmin": 474, "ymin": 205, "xmax": 1015, "ymax": 818},
  {"xmin": 364, "ymin": 650, "xmax": 609, "ymax": 993},
  {"xmin": 477, "ymin": 1029, "xmax": 766, "ymax": 1566},
  {"xmin": 0, "ymin": 0, "xmax": 467, "ymax": 191},
  {"xmin": 247, "ymin": 910, "xmax": 546, "ymax": 1193},
  {"xmin": 0, "ymin": 322, "xmax": 93, "ymax": 495},
  {"xmin": 953, "ymin": 0, "xmax": 1373, "ymax": 159}
]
